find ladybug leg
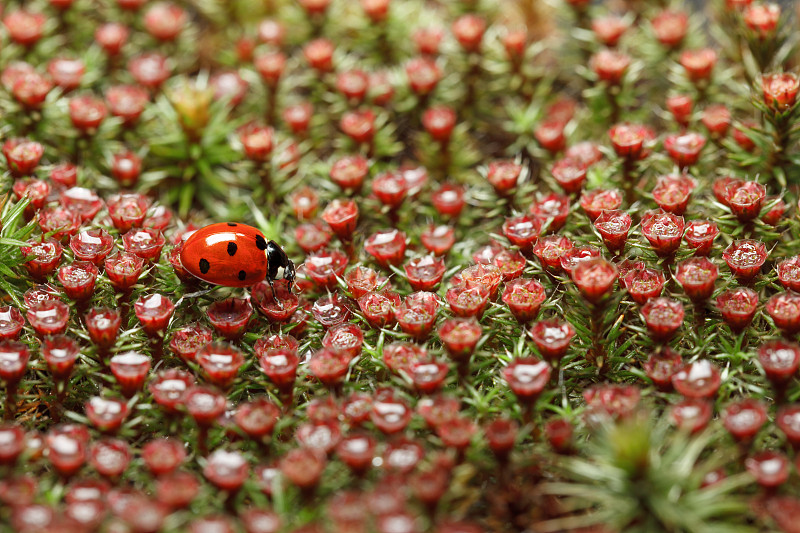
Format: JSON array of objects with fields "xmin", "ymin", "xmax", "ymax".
[{"xmin": 267, "ymin": 277, "xmax": 285, "ymax": 310}]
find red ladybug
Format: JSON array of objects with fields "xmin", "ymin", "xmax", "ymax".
[{"xmin": 180, "ymin": 222, "xmax": 295, "ymax": 297}]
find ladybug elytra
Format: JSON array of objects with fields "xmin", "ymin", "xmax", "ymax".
[{"xmin": 180, "ymin": 222, "xmax": 295, "ymax": 299}]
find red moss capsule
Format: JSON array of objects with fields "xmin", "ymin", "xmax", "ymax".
[
  {"xmin": 365, "ymin": 229, "xmax": 406, "ymax": 267},
  {"xmin": 143, "ymin": 2, "xmax": 187, "ymax": 41},
  {"xmin": 405, "ymin": 57, "xmax": 441, "ymax": 95},
  {"xmin": 3, "ymin": 10, "xmax": 47, "ymax": 46},
  {"xmin": 85, "ymin": 397, "xmax": 129, "ymax": 433},
  {"xmin": 644, "ymin": 348, "xmax": 684, "ymax": 390},
  {"xmin": 533, "ymin": 235, "xmax": 573, "ymax": 271},
  {"xmin": 422, "ymin": 105, "xmax": 457, "ymax": 142},
  {"xmin": 345, "ymin": 266, "xmax": 380, "ymax": 299},
  {"xmin": 258, "ymin": 348, "xmax": 299, "ymax": 392},
  {"xmin": 776, "ymin": 404, "xmax": 800, "ymax": 446},
  {"xmin": 702, "ymin": 104, "xmax": 731, "ymax": 138},
  {"xmin": 109, "ymin": 352, "xmax": 151, "ymax": 397},
  {"xmin": 322, "ymin": 323, "xmax": 364, "ymax": 361},
  {"xmin": 57, "ymin": 261, "xmax": 98, "ymax": 301},
  {"xmin": 252, "ymin": 280, "xmax": 299, "ymax": 323},
  {"xmin": 69, "ymin": 230, "xmax": 114, "ymax": 266},
  {"xmin": 0, "ymin": 425, "xmax": 26, "ymax": 465},
  {"xmin": 722, "ymin": 240, "xmax": 767, "ymax": 280},
  {"xmin": 23, "ymin": 238, "xmax": 63, "ymax": 280},
  {"xmin": 309, "ymin": 348, "xmax": 351, "ymax": 386},
  {"xmin": 666, "ymin": 94, "xmax": 693, "ymax": 126},
  {"xmin": 571, "ymin": 258, "xmax": 618, "ymax": 303},
  {"xmin": 716, "ymin": 288, "xmax": 758, "ymax": 331},
  {"xmin": 714, "ymin": 177, "xmax": 741, "ymax": 206},
  {"xmin": 559, "ymin": 245, "xmax": 601, "ymax": 276},
  {"xmin": 371, "ymin": 389, "xmax": 412, "ymax": 434},
  {"xmin": 487, "ymin": 160, "xmax": 522, "ymax": 195},
  {"xmin": 727, "ymin": 181, "xmax": 766, "ymax": 221},
  {"xmin": 641, "ymin": 297, "xmax": 684, "ymax": 342},
  {"xmin": 184, "ymin": 386, "xmax": 226, "ymax": 427},
  {"xmin": 45, "ymin": 425, "xmax": 89, "ymax": 476},
  {"xmin": 675, "ymin": 257, "xmax": 718, "ymax": 301},
  {"xmin": 653, "ymin": 174, "xmax": 695, "ymax": 215},
  {"xmin": 642, "ymin": 210, "xmax": 684, "ymax": 256},
  {"xmin": 322, "ymin": 200, "xmax": 359, "ymax": 241},
  {"xmin": 358, "ymin": 291, "xmax": 400, "ymax": 328},
  {"xmin": 778, "ymin": 256, "xmax": 800, "ymax": 292},
  {"xmin": 341, "ymin": 110, "xmax": 376, "ymax": 145},
  {"xmin": 722, "ymin": 399, "xmax": 767, "ymax": 442},
  {"xmin": 624, "ymin": 268, "xmax": 665, "ymax": 305},
  {"xmin": 305, "ymin": 249, "xmax": 348, "ymax": 288},
  {"xmin": 0, "ymin": 307, "xmax": 25, "ymax": 341},
  {"xmin": 206, "ymin": 298, "xmax": 252, "ymax": 340},
  {"xmin": 383, "ymin": 342, "xmax": 426, "ymax": 375},
  {"xmin": 746, "ymin": 451, "xmax": 789, "ymax": 488},
  {"xmin": 168, "ymin": 324, "xmax": 213, "ymax": 363},
  {"xmin": 411, "ymin": 359, "xmax": 449, "ymax": 393},
  {"xmin": 679, "ymin": 49, "xmax": 717, "ymax": 82},
  {"xmin": 590, "ymin": 49, "xmax": 630, "ymax": 84},
  {"xmin": 42, "ymin": 335, "xmax": 79, "ymax": 380},
  {"xmin": 421, "ymin": 225, "xmax": 456, "ymax": 256},
  {"xmin": 149, "ymin": 369, "xmax": 194, "ymax": 412},
  {"xmin": 27, "ymin": 300, "xmax": 70, "ymax": 337},
  {"xmin": 123, "ymin": 228, "xmax": 166, "ymax": 262},
  {"xmin": 502, "ymin": 216, "xmax": 540, "ymax": 250},
  {"xmin": 404, "ymin": 256, "xmax": 446, "ymax": 291},
  {"xmin": 233, "ymin": 397, "xmax": 280, "ymax": 439},
  {"xmin": 438, "ymin": 318, "xmax": 482, "ymax": 361},
  {"xmin": 529, "ymin": 319, "xmax": 575, "ymax": 361},
  {"xmin": 652, "ymin": 9, "xmax": 688, "ymax": 47},
  {"xmin": 485, "ymin": 417, "xmax": 518, "ymax": 458},
  {"xmin": 0, "ymin": 341, "xmax": 30, "ymax": 385},
  {"xmin": 95, "ymin": 22, "xmax": 130, "ymax": 55},
  {"xmin": 551, "ymin": 158, "xmax": 587, "ymax": 194},
  {"xmin": 89, "ymin": 439, "xmax": 131, "ymax": 479},
  {"xmin": 683, "ymin": 220, "xmax": 719, "ymax": 255},
  {"xmin": 280, "ymin": 448, "xmax": 326, "ymax": 490},
  {"xmin": 143, "ymin": 438, "xmax": 186, "ymax": 476},
  {"xmin": 204, "ymin": 450, "xmax": 249, "ymax": 492},
  {"xmin": 69, "ymin": 95, "xmax": 107, "ymax": 132},
  {"xmin": 593, "ymin": 210, "xmax": 631, "ymax": 252},
  {"xmin": 134, "ymin": 294, "xmax": 175, "ymax": 336},
  {"xmin": 672, "ymin": 360, "xmax": 721, "ymax": 398},
  {"xmin": 608, "ymin": 123, "xmax": 654, "ymax": 160},
  {"xmin": 766, "ymin": 292, "xmax": 800, "ymax": 335},
  {"xmin": 395, "ymin": 291, "xmax": 440, "ymax": 340},
  {"xmin": 196, "ymin": 342, "xmax": 245, "ymax": 388},
  {"xmin": 580, "ymin": 189, "xmax": 623, "ymax": 221},
  {"xmin": 156, "ymin": 471, "xmax": 199, "ymax": 509},
  {"xmin": 502, "ymin": 278, "xmax": 546, "ymax": 323},
  {"xmin": 670, "ymin": 398, "xmax": 712, "ymax": 433},
  {"xmin": 745, "ymin": 3, "xmax": 781, "ymax": 38},
  {"xmin": 530, "ymin": 193, "xmax": 569, "ymax": 232},
  {"xmin": 23, "ymin": 285, "xmax": 60, "ymax": 312},
  {"xmin": 330, "ymin": 156, "xmax": 368, "ymax": 191},
  {"xmin": 3, "ymin": 139, "xmax": 44, "ymax": 177},
  {"xmin": 762, "ymin": 72, "xmax": 799, "ymax": 111},
  {"xmin": 445, "ymin": 284, "xmax": 490, "ymax": 318},
  {"xmin": 503, "ymin": 358, "xmax": 551, "ymax": 403}
]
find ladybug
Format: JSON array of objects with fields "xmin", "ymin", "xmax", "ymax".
[{"xmin": 180, "ymin": 222, "xmax": 295, "ymax": 299}]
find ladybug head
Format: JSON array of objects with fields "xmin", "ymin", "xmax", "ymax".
[{"xmin": 266, "ymin": 240, "xmax": 295, "ymax": 287}]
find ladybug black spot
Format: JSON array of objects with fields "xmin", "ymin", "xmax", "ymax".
[
  {"xmin": 199, "ymin": 258, "xmax": 210, "ymax": 274},
  {"xmin": 227, "ymin": 242, "xmax": 237, "ymax": 256},
  {"xmin": 255, "ymin": 234, "xmax": 267, "ymax": 250},
  {"xmin": 238, "ymin": 270, "xmax": 246, "ymax": 281},
  {"xmin": 227, "ymin": 222, "xmax": 237, "ymax": 227}
]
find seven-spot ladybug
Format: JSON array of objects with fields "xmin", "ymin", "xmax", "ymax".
[{"xmin": 180, "ymin": 222, "xmax": 295, "ymax": 299}]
